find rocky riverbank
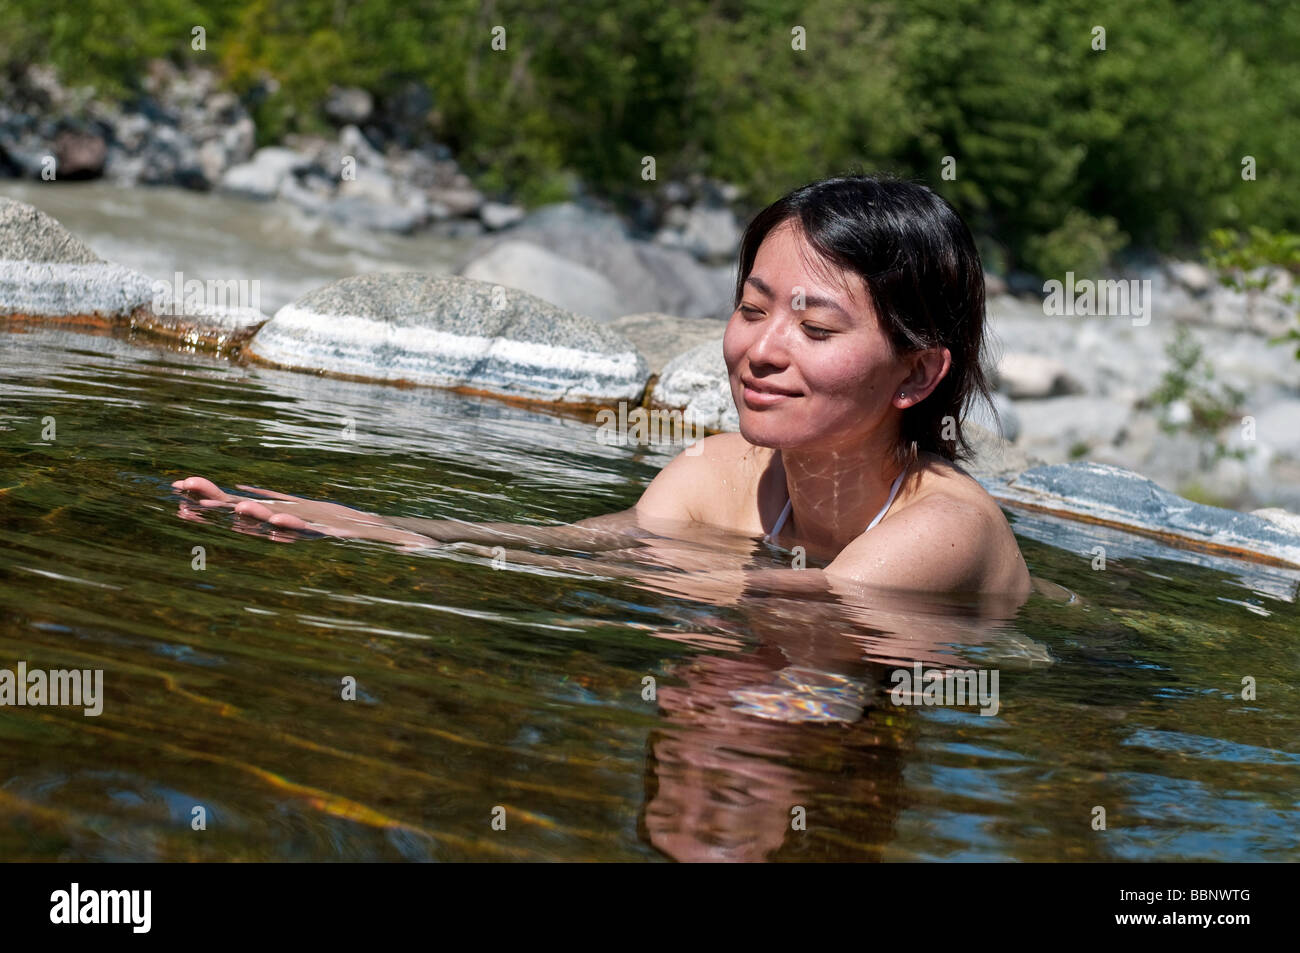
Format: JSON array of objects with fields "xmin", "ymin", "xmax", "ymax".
[
  {"xmin": 4, "ymin": 193, "xmax": 1300, "ymax": 579},
  {"xmin": 0, "ymin": 61, "xmax": 743, "ymax": 252},
  {"xmin": 3, "ymin": 56, "xmax": 1299, "ymax": 527},
  {"xmin": 6, "ymin": 59, "xmax": 1298, "ymax": 512}
]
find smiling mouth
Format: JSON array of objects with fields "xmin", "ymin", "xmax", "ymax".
[{"xmin": 741, "ymin": 376, "xmax": 802, "ymax": 397}]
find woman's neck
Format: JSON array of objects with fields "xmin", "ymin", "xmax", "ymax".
[{"xmin": 777, "ymin": 428, "xmax": 909, "ymax": 553}]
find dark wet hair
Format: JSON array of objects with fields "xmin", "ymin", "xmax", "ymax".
[{"xmin": 732, "ymin": 173, "xmax": 993, "ymax": 466}]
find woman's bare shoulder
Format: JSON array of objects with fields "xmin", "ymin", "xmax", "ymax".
[
  {"xmin": 828, "ymin": 454, "xmax": 1029, "ymax": 595},
  {"xmin": 634, "ymin": 431, "xmax": 768, "ymax": 524},
  {"xmin": 904, "ymin": 454, "xmax": 1006, "ymax": 516}
]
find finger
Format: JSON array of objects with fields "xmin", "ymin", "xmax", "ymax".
[
  {"xmin": 173, "ymin": 476, "xmax": 233, "ymax": 500},
  {"xmin": 267, "ymin": 512, "xmax": 312, "ymax": 531},
  {"xmin": 235, "ymin": 484, "xmax": 305, "ymax": 502},
  {"xmin": 233, "ymin": 500, "xmax": 276, "ymax": 521},
  {"xmin": 199, "ymin": 498, "xmax": 237, "ymax": 509}
]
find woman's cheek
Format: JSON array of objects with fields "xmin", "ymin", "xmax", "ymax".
[
  {"xmin": 721, "ymin": 320, "xmax": 744, "ymax": 372},
  {"xmin": 810, "ymin": 351, "xmax": 890, "ymax": 408}
]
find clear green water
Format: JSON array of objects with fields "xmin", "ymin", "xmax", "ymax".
[{"xmin": 2, "ymin": 325, "xmax": 1297, "ymax": 862}]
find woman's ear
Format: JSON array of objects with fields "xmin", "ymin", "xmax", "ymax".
[{"xmin": 893, "ymin": 347, "xmax": 952, "ymax": 409}]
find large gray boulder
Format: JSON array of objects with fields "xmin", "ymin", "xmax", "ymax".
[
  {"xmin": 459, "ymin": 240, "xmax": 623, "ymax": 321},
  {"xmin": 0, "ymin": 197, "xmax": 266, "ymax": 346},
  {"xmin": 985, "ymin": 461, "xmax": 1300, "ymax": 569},
  {"xmin": 607, "ymin": 312, "xmax": 728, "ymax": 376},
  {"xmin": 245, "ymin": 273, "xmax": 649, "ymax": 405},
  {"xmin": 649, "ymin": 335, "xmax": 737, "ymax": 432},
  {"xmin": 0, "ymin": 196, "xmax": 153, "ymax": 320},
  {"xmin": 457, "ymin": 201, "xmax": 735, "ymax": 320}
]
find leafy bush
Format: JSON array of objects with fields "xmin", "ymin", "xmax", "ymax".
[
  {"xmin": 1143, "ymin": 325, "xmax": 1247, "ymax": 467},
  {"xmin": 1022, "ymin": 210, "xmax": 1128, "ymax": 282},
  {"xmin": 1, "ymin": 0, "xmax": 1296, "ymax": 274},
  {"xmin": 1206, "ymin": 226, "xmax": 1300, "ymax": 358}
]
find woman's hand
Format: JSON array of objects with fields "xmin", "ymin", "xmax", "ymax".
[{"xmin": 171, "ymin": 476, "xmax": 439, "ymax": 551}]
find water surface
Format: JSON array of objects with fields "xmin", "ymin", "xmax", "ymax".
[{"xmin": 2, "ymin": 324, "xmax": 1297, "ymax": 861}]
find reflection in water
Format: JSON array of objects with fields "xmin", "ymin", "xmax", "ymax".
[
  {"xmin": 565, "ymin": 539, "xmax": 1041, "ymax": 862},
  {"xmin": 643, "ymin": 648, "xmax": 911, "ymax": 862}
]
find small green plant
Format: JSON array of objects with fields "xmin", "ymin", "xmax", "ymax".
[
  {"xmin": 1176, "ymin": 480, "xmax": 1230, "ymax": 508},
  {"xmin": 1022, "ymin": 209, "xmax": 1129, "ymax": 284},
  {"xmin": 1206, "ymin": 226, "xmax": 1300, "ymax": 358},
  {"xmin": 1142, "ymin": 325, "xmax": 1247, "ymax": 467}
]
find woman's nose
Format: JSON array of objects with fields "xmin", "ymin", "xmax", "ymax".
[{"xmin": 745, "ymin": 312, "xmax": 793, "ymax": 365}]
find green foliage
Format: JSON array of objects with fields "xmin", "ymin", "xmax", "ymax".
[
  {"xmin": 1, "ymin": 0, "xmax": 1297, "ymax": 274},
  {"xmin": 0, "ymin": 0, "xmax": 234, "ymax": 99},
  {"xmin": 1023, "ymin": 210, "xmax": 1128, "ymax": 283},
  {"xmin": 1206, "ymin": 226, "xmax": 1300, "ymax": 359},
  {"xmin": 692, "ymin": 0, "xmax": 915, "ymax": 203},
  {"xmin": 1143, "ymin": 326, "xmax": 1247, "ymax": 467}
]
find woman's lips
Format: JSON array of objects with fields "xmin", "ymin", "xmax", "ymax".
[{"xmin": 741, "ymin": 378, "xmax": 801, "ymax": 408}]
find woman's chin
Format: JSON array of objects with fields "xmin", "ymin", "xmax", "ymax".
[{"xmin": 737, "ymin": 417, "xmax": 795, "ymax": 449}]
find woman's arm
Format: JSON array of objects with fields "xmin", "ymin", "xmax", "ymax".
[
  {"xmin": 386, "ymin": 508, "xmax": 655, "ymax": 552},
  {"xmin": 171, "ymin": 476, "xmax": 671, "ymax": 553},
  {"xmin": 172, "ymin": 431, "xmax": 729, "ymax": 552}
]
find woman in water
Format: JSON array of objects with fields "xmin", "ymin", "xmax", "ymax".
[{"xmin": 173, "ymin": 174, "xmax": 1030, "ymax": 607}]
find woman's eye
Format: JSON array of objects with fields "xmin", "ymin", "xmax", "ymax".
[{"xmin": 737, "ymin": 306, "xmax": 831, "ymax": 338}]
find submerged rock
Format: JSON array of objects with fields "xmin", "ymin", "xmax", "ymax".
[
  {"xmin": 244, "ymin": 273, "xmax": 648, "ymax": 406},
  {"xmin": 987, "ymin": 461, "xmax": 1300, "ymax": 568},
  {"xmin": 136, "ymin": 299, "xmax": 269, "ymax": 349}
]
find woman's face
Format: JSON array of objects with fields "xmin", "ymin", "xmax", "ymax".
[{"xmin": 723, "ymin": 220, "xmax": 909, "ymax": 452}]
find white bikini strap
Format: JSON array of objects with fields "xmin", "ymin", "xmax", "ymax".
[
  {"xmin": 765, "ymin": 498, "xmax": 793, "ymax": 542},
  {"xmin": 865, "ymin": 465, "xmax": 908, "ymax": 532},
  {"xmin": 766, "ymin": 464, "xmax": 906, "ymax": 543}
]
